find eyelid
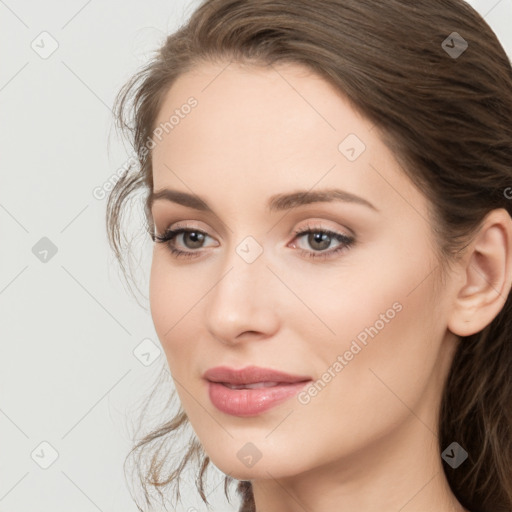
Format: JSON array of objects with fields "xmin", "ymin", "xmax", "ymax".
[
  {"xmin": 292, "ymin": 218, "xmax": 352, "ymax": 235},
  {"xmin": 158, "ymin": 220, "xmax": 220, "ymax": 242},
  {"xmin": 288, "ymin": 221, "xmax": 354, "ymax": 250},
  {"xmin": 155, "ymin": 218, "xmax": 355, "ymax": 263},
  {"xmin": 159, "ymin": 219, "xmax": 351, "ymax": 245}
]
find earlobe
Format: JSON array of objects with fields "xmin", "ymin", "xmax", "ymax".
[{"xmin": 448, "ymin": 208, "xmax": 512, "ymax": 337}]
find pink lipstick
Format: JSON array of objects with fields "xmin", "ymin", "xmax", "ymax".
[{"xmin": 203, "ymin": 365, "xmax": 312, "ymax": 417}]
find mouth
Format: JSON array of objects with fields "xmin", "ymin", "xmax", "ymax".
[
  {"xmin": 203, "ymin": 365, "xmax": 312, "ymax": 416},
  {"xmin": 221, "ymin": 381, "xmax": 289, "ymax": 390},
  {"xmin": 203, "ymin": 365, "xmax": 312, "ymax": 385}
]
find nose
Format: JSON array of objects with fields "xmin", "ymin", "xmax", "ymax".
[{"xmin": 204, "ymin": 243, "xmax": 280, "ymax": 345}]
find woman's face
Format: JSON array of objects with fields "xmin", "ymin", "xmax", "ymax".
[{"xmin": 149, "ymin": 61, "xmax": 459, "ymax": 480}]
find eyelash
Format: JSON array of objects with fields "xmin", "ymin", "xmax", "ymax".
[{"xmin": 153, "ymin": 223, "xmax": 355, "ymax": 261}]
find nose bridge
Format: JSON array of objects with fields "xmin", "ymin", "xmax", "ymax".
[
  {"xmin": 204, "ymin": 235, "xmax": 279, "ymax": 342},
  {"xmin": 216, "ymin": 234, "xmax": 269, "ymax": 297}
]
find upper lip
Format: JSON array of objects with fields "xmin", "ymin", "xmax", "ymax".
[{"xmin": 203, "ymin": 365, "xmax": 312, "ymax": 385}]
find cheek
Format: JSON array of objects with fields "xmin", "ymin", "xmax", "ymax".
[
  {"xmin": 313, "ymin": 261, "xmax": 440, "ymax": 432},
  {"xmin": 243, "ymin": 291, "xmax": 439, "ymax": 480},
  {"xmin": 149, "ymin": 255, "xmax": 200, "ymax": 369},
  {"xmin": 278, "ymin": 238, "xmax": 432, "ymax": 356},
  {"xmin": 149, "ymin": 256, "xmax": 173, "ymax": 342},
  {"xmin": 287, "ymin": 239, "xmax": 441, "ymax": 417}
]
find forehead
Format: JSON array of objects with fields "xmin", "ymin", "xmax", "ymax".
[
  {"xmin": 153, "ymin": 60, "xmax": 369, "ymax": 155},
  {"xmin": 150, "ymin": 60, "xmax": 426, "ymax": 221}
]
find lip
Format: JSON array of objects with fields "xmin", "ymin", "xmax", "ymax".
[
  {"xmin": 203, "ymin": 365, "xmax": 312, "ymax": 417},
  {"xmin": 203, "ymin": 365, "xmax": 312, "ymax": 385}
]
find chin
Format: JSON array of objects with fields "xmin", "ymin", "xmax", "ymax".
[{"xmin": 205, "ymin": 448, "xmax": 308, "ymax": 481}]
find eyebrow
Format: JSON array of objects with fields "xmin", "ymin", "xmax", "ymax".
[{"xmin": 148, "ymin": 187, "xmax": 378, "ymax": 213}]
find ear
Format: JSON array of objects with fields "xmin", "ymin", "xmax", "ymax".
[{"xmin": 448, "ymin": 208, "xmax": 512, "ymax": 337}]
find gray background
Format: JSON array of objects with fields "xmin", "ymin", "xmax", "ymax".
[{"xmin": 0, "ymin": 0, "xmax": 510, "ymax": 511}]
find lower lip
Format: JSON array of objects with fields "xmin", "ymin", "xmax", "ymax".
[{"xmin": 207, "ymin": 380, "xmax": 311, "ymax": 417}]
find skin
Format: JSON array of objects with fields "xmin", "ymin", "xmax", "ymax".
[{"xmin": 148, "ymin": 60, "xmax": 512, "ymax": 512}]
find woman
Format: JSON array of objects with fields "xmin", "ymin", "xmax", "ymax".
[{"xmin": 106, "ymin": 0, "xmax": 512, "ymax": 511}]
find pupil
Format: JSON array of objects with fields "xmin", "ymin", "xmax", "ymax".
[
  {"xmin": 185, "ymin": 231, "xmax": 204, "ymax": 249},
  {"xmin": 309, "ymin": 232, "xmax": 330, "ymax": 251}
]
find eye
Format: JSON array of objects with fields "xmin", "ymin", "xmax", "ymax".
[
  {"xmin": 289, "ymin": 222, "xmax": 355, "ymax": 260},
  {"xmin": 153, "ymin": 222, "xmax": 355, "ymax": 261},
  {"xmin": 153, "ymin": 227, "xmax": 216, "ymax": 260}
]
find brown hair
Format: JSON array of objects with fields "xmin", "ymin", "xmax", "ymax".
[{"xmin": 106, "ymin": 1, "xmax": 512, "ymax": 510}]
